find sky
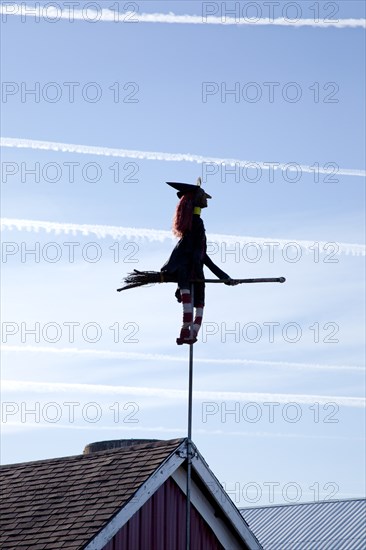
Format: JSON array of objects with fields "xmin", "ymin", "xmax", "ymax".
[{"xmin": 1, "ymin": 1, "xmax": 365, "ymax": 507}]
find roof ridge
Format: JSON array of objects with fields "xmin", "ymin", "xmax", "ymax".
[
  {"xmin": 82, "ymin": 437, "xmax": 185, "ymax": 455},
  {"xmin": 240, "ymin": 496, "xmax": 366, "ymax": 510}
]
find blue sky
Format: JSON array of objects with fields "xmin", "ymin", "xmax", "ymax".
[{"xmin": 1, "ymin": 1, "xmax": 365, "ymax": 506}]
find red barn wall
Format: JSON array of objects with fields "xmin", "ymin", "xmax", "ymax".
[{"xmin": 102, "ymin": 476, "xmax": 225, "ymax": 550}]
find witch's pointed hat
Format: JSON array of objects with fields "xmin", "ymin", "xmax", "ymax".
[{"xmin": 166, "ymin": 177, "xmax": 212, "ymax": 199}]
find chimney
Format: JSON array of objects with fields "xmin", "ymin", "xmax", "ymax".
[{"xmin": 83, "ymin": 439, "xmax": 159, "ymax": 454}]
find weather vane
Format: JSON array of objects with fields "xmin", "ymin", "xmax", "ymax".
[{"xmin": 117, "ymin": 177, "xmax": 285, "ymax": 549}]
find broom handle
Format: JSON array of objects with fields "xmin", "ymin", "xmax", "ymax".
[
  {"xmin": 194, "ymin": 277, "xmax": 286, "ymax": 284},
  {"xmin": 117, "ymin": 276, "xmax": 285, "ymax": 291}
]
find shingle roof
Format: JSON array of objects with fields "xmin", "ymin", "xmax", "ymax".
[
  {"xmin": 241, "ymin": 498, "xmax": 366, "ymax": 550},
  {"xmin": 0, "ymin": 438, "xmax": 184, "ymax": 549}
]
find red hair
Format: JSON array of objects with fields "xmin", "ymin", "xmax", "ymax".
[{"xmin": 172, "ymin": 193, "xmax": 194, "ymax": 238}]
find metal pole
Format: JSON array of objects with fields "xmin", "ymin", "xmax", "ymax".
[
  {"xmin": 186, "ymin": 283, "xmax": 194, "ymax": 550},
  {"xmin": 117, "ymin": 272, "xmax": 286, "ymax": 546}
]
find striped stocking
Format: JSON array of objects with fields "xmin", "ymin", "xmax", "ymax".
[
  {"xmin": 178, "ymin": 289, "xmax": 193, "ymax": 341},
  {"xmin": 193, "ymin": 304, "xmax": 204, "ymax": 338}
]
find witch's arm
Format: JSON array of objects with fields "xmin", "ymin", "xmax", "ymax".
[{"xmin": 203, "ymin": 254, "xmax": 237, "ymax": 284}]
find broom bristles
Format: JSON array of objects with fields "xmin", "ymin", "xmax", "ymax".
[{"xmin": 117, "ymin": 270, "xmax": 176, "ymax": 292}]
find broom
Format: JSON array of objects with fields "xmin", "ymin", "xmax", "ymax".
[{"xmin": 117, "ymin": 270, "xmax": 285, "ymax": 292}]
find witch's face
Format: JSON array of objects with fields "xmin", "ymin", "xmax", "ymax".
[{"xmin": 195, "ymin": 188, "xmax": 210, "ymax": 208}]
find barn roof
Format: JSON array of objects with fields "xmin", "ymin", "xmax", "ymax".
[
  {"xmin": 0, "ymin": 438, "xmax": 261, "ymax": 550},
  {"xmin": 0, "ymin": 438, "xmax": 184, "ymax": 549},
  {"xmin": 241, "ymin": 497, "xmax": 366, "ymax": 550}
]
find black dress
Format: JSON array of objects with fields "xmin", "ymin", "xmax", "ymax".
[{"xmin": 161, "ymin": 214, "xmax": 230, "ymax": 306}]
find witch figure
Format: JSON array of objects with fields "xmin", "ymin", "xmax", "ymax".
[
  {"xmin": 118, "ymin": 179, "xmax": 285, "ymax": 343},
  {"xmin": 161, "ymin": 178, "xmax": 236, "ymax": 345},
  {"xmin": 118, "ymin": 178, "xmax": 239, "ymax": 345}
]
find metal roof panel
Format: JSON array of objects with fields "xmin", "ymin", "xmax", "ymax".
[{"xmin": 241, "ymin": 498, "xmax": 366, "ymax": 550}]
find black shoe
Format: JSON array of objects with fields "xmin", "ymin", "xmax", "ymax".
[{"xmin": 176, "ymin": 337, "xmax": 197, "ymax": 346}]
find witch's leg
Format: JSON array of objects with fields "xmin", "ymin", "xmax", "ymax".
[
  {"xmin": 193, "ymin": 304, "xmax": 204, "ymax": 338},
  {"xmin": 192, "ymin": 283, "xmax": 205, "ymax": 339},
  {"xmin": 176, "ymin": 288, "xmax": 196, "ymax": 345}
]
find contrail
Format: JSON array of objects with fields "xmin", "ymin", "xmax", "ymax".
[
  {"xmin": 0, "ymin": 5, "xmax": 365, "ymax": 28},
  {"xmin": 2, "ymin": 380, "xmax": 364, "ymax": 408},
  {"xmin": 0, "ymin": 218, "xmax": 173, "ymax": 243},
  {"xmin": 1, "ymin": 137, "xmax": 365, "ymax": 178},
  {"xmin": 1, "ymin": 422, "xmax": 362, "ymax": 441},
  {"xmin": 2, "ymin": 345, "xmax": 363, "ymax": 373},
  {"xmin": 1, "ymin": 218, "xmax": 365, "ymax": 257}
]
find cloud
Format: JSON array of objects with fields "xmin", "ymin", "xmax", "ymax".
[
  {"xmin": 0, "ymin": 5, "xmax": 365, "ymax": 28},
  {"xmin": 1, "ymin": 137, "xmax": 365, "ymax": 178},
  {"xmin": 1, "ymin": 217, "xmax": 364, "ymax": 257},
  {"xmin": 2, "ymin": 380, "xmax": 364, "ymax": 408},
  {"xmin": 2, "ymin": 345, "xmax": 363, "ymax": 373}
]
